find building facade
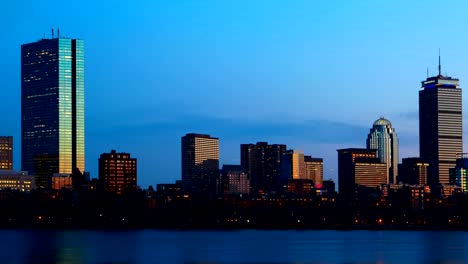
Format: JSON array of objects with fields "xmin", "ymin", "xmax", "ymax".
[
  {"xmin": 366, "ymin": 117, "xmax": 399, "ymax": 184},
  {"xmin": 221, "ymin": 165, "xmax": 250, "ymax": 195},
  {"xmin": 99, "ymin": 150, "xmax": 137, "ymax": 194},
  {"xmin": 181, "ymin": 133, "xmax": 219, "ymax": 194},
  {"xmin": 337, "ymin": 148, "xmax": 387, "ymax": 198},
  {"xmin": 419, "ymin": 61, "xmax": 462, "ymax": 185},
  {"xmin": 0, "ymin": 137, "xmax": 13, "ymax": 170},
  {"xmin": 398, "ymin": 157, "xmax": 429, "ymax": 185},
  {"xmin": 304, "ymin": 156, "xmax": 323, "ymax": 187},
  {"xmin": 281, "ymin": 150, "xmax": 306, "ymax": 180},
  {"xmin": 52, "ymin": 173, "xmax": 72, "ymax": 190},
  {"xmin": 0, "ymin": 171, "xmax": 35, "ymax": 192},
  {"xmin": 241, "ymin": 142, "xmax": 286, "ymax": 195},
  {"xmin": 451, "ymin": 154, "xmax": 468, "ymax": 193},
  {"xmin": 21, "ymin": 37, "xmax": 85, "ymax": 189}
]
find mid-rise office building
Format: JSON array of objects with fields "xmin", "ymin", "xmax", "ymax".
[
  {"xmin": 337, "ymin": 148, "xmax": 387, "ymax": 198},
  {"xmin": 398, "ymin": 157, "xmax": 429, "ymax": 185},
  {"xmin": 366, "ymin": 117, "xmax": 399, "ymax": 183},
  {"xmin": 419, "ymin": 58, "xmax": 462, "ymax": 185},
  {"xmin": 181, "ymin": 133, "xmax": 219, "ymax": 194},
  {"xmin": 241, "ymin": 142, "xmax": 286, "ymax": 195},
  {"xmin": 221, "ymin": 165, "xmax": 250, "ymax": 195},
  {"xmin": 0, "ymin": 137, "xmax": 13, "ymax": 170},
  {"xmin": 304, "ymin": 156, "xmax": 323, "ymax": 187},
  {"xmin": 0, "ymin": 171, "xmax": 35, "ymax": 192},
  {"xmin": 99, "ymin": 150, "xmax": 137, "ymax": 194},
  {"xmin": 21, "ymin": 35, "xmax": 85, "ymax": 189}
]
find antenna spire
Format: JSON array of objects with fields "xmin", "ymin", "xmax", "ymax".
[
  {"xmin": 51, "ymin": 28, "xmax": 54, "ymax": 39},
  {"xmin": 438, "ymin": 48, "xmax": 441, "ymax": 76}
]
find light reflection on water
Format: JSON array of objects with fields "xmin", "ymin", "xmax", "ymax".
[{"xmin": 0, "ymin": 230, "xmax": 467, "ymax": 263}]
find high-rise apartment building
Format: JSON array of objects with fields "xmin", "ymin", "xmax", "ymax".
[
  {"xmin": 181, "ymin": 133, "xmax": 219, "ymax": 194},
  {"xmin": 241, "ymin": 142, "xmax": 286, "ymax": 195},
  {"xmin": 99, "ymin": 150, "xmax": 137, "ymax": 194},
  {"xmin": 366, "ymin": 117, "xmax": 399, "ymax": 184},
  {"xmin": 21, "ymin": 36, "xmax": 85, "ymax": 188},
  {"xmin": 0, "ymin": 137, "xmax": 13, "ymax": 170},
  {"xmin": 337, "ymin": 148, "xmax": 387, "ymax": 198},
  {"xmin": 419, "ymin": 58, "xmax": 462, "ymax": 185}
]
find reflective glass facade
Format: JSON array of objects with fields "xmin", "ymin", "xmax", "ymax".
[
  {"xmin": 21, "ymin": 38, "xmax": 85, "ymax": 188},
  {"xmin": 366, "ymin": 117, "xmax": 399, "ymax": 184}
]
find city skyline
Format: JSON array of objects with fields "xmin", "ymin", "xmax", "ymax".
[{"xmin": 5, "ymin": 1, "xmax": 468, "ymax": 187}]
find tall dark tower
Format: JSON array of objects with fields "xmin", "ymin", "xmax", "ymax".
[
  {"xmin": 241, "ymin": 142, "xmax": 286, "ymax": 195},
  {"xmin": 419, "ymin": 56, "xmax": 462, "ymax": 185},
  {"xmin": 181, "ymin": 133, "xmax": 219, "ymax": 195},
  {"xmin": 21, "ymin": 35, "xmax": 85, "ymax": 188}
]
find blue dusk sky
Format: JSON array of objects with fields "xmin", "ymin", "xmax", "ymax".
[{"xmin": 3, "ymin": 0, "xmax": 468, "ymax": 188}]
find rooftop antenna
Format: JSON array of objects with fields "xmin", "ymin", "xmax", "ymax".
[
  {"xmin": 57, "ymin": 28, "xmax": 60, "ymax": 38},
  {"xmin": 438, "ymin": 48, "xmax": 441, "ymax": 76},
  {"xmin": 427, "ymin": 67, "xmax": 429, "ymax": 78},
  {"xmin": 51, "ymin": 28, "xmax": 54, "ymax": 39}
]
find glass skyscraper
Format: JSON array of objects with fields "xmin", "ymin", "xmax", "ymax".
[
  {"xmin": 366, "ymin": 117, "xmax": 399, "ymax": 184},
  {"xmin": 21, "ymin": 37, "xmax": 85, "ymax": 188},
  {"xmin": 419, "ymin": 61, "xmax": 462, "ymax": 185}
]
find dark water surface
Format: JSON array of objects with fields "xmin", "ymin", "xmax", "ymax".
[{"xmin": 1, "ymin": 229, "xmax": 468, "ymax": 263}]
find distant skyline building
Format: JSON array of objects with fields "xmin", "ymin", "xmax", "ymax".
[
  {"xmin": 304, "ymin": 156, "xmax": 323, "ymax": 188},
  {"xmin": 281, "ymin": 150, "xmax": 306, "ymax": 180},
  {"xmin": 0, "ymin": 170, "xmax": 35, "ymax": 192},
  {"xmin": 419, "ymin": 57, "xmax": 462, "ymax": 185},
  {"xmin": 181, "ymin": 133, "xmax": 219, "ymax": 194},
  {"xmin": 21, "ymin": 36, "xmax": 85, "ymax": 189},
  {"xmin": 241, "ymin": 142, "xmax": 286, "ymax": 195},
  {"xmin": 337, "ymin": 148, "xmax": 387, "ymax": 198},
  {"xmin": 450, "ymin": 154, "xmax": 468, "ymax": 193},
  {"xmin": 0, "ymin": 136, "xmax": 13, "ymax": 170},
  {"xmin": 99, "ymin": 150, "xmax": 137, "ymax": 194},
  {"xmin": 366, "ymin": 117, "xmax": 399, "ymax": 184},
  {"xmin": 398, "ymin": 157, "xmax": 428, "ymax": 185},
  {"xmin": 221, "ymin": 165, "xmax": 250, "ymax": 195},
  {"xmin": 52, "ymin": 173, "xmax": 72, "ymax": 190}
]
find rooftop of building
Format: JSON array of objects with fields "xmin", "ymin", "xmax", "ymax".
[
  {"xmin": 337, "ymin": 148, "xmax": 377, "ymax": 153},
  {"xmin": 222, "ymin": 164, "xmax": 245, "ymax": 172},
  {"xmin": 373, "ymin": 117, "xmax": 392, "ymax": 126},
  {"xmin": 183, "ymin": 133, "xmax": 218, "ymax": 139}
]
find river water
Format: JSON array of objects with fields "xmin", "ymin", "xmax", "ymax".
[{"xmin": 2, "ymin": 229, "xmax": 468, "ymax": 263}]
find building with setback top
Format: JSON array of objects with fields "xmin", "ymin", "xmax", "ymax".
[
  {"xmin": 366, "ymin": 117, "xmax": 399, "ymax": 184},
  {"xmin": 337, "ymin": 148, "xmax": 387, "ymax": 198},
  {"xmin": 181, "ymin": 133, "xmax": 219, "ymax": 195},
  {"xmin": 419, "ymin": 57, "xmax": 462, "ymax": 185}
]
